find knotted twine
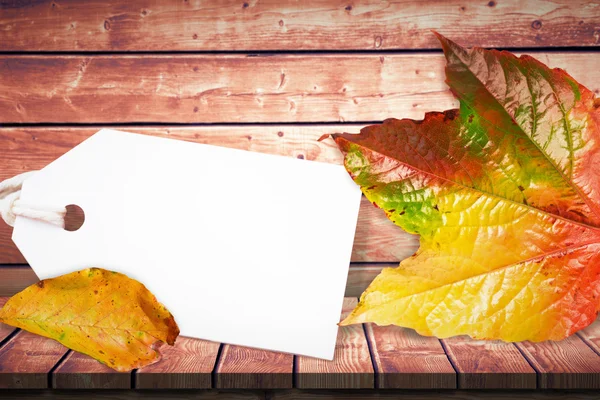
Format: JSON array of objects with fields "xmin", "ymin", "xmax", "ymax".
[{"xmin": 0, "ymin": 171, "xmax": 66, "ymax": 228}]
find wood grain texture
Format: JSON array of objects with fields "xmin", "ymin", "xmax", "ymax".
[
  {"xmin": 0, "ymin": 298, "xmax": 16, "ymax": 344},
  {"xmin": 0, "ymin": 330, "xmax": 69, "ymax": 389},
  {"xmin": 0, "ymin": 224, "xmax": 25, "ymax": 264},
  {"xmin": 2, "ymin": 53, "xmax": 600, "ymax": 123},
  {"xmin": 365, "ymin": 324, "xmax": 455, "ymax": 389},
  {"xmin": 214, "ymin": 345, "xmax": 293, "ymax": 389},
  {"xmin": 442, "ymin": 337, "xmax": 536, "ymax": 389},
  {"xmin": 0, "ymin": 266, "xmax": 39, "ymax": 296},
  {"xmin": 296, "ymin": 298, "xmax": 374, "ymax": 389},
  {"xmin": 517, "ymin": 336, "xmax": 600, "ymax": 389},
  {"xmin": 0, "ymin": 0, "xmax": 598, "ymax": 51},
  {"xmin": 0, "ymin": 323, "xmax": 13, "ymax": 347},
  {"xmin": 579, "ymin": 318, "xmax": 600, "ymax": 356},
  {"xmin": 0, "ymin": 126, "xmax": 419, "ymax": 264},
  {"xmin": 52, "ymin": 351, "xmax": 130, "ymax": 389},
  {"xmin": 344, "ymin": 264, "xmax": 391, "ymax": 298},
  {"xmin": 136, "ymin": 336, "xmax": 221, "ymax": 389}
]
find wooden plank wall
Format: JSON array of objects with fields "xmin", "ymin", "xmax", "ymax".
[
  {"xmin": 1, "ymin": 0, "xmax": 598, "ymax": 50},
  {"xmin": 2, "ymin": 5, "xmax": 600, "ymax": 391}
]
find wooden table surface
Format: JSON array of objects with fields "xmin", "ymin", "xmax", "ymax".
[
  {"xmin": 2, "ymin": 0, "xmax": 600, "ymax": 397},
  {"xmin": 3, "ymin": 296, "xmax": 600, "ymax": 393}
]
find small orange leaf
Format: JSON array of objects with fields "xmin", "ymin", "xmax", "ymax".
[{"xmin": 0, "ymin": 268, "xmax": 179, "ymax": 372}]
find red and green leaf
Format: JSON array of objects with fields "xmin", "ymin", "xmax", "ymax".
[{"xmin": 334, "ymin": 34, "xmax": 600, "ymax": 342}]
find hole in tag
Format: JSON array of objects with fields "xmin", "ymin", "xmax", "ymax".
[{"xmin": 64, "ymin": 204, "xmax": 85, "ymax": 232}]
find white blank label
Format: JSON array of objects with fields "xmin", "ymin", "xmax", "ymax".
[{"xmin": 13, "ymin": 129, "xmax": 362, "ymax": 360}]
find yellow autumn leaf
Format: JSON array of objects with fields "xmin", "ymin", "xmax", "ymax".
[
  {"xmin": 0, "ymin": 268, "xmax": 179, "ymax": 372},
  {"xmin": 333, "ymin": 34, "xmax": 600, "ymax": 342}
]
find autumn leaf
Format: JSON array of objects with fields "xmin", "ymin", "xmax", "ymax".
[
  {"xmin": 334, "ymin": 34, "xmax": 600, "ymax": 342},
  {"xmin": 0, "ymin": 268, "xmax": 179, "ymax": 371}
]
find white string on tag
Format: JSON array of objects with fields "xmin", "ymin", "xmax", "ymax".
[{"xmin": 0, "ymin": 171, "xmax": 66, "ymax": 228}]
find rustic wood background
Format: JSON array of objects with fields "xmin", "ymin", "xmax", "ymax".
[
  {"xmin": 2, "ymin": 0, "xmax": 600, "ymax": 395},
  {"xmin": 4, "ymin": 294, "xmax": 600, "ymax": 392},
  {"xmin": 2, "ymin": 0, "xmax": 600, "ymax": 296}
]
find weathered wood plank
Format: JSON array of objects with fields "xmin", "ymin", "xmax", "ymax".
[
  {"xmin": 214, "ymin": 345, "xmax": 293, "ymax": 389},
  {"xmin": 0, "ymin": 298, "xmax": 17, "ymax": 344},
  {"xmin": 1, "ymin": 53, "xmax": 600, "ymax": 123},
  {"xmin": 136, "ymin": 336, "xmax": 221, "ymax": 389},
  {"xmin": 0, "ymin": 224, "xmax": 25, "ymax": 264},
  {"xmin": 366, "ymin": 324, "xmax": 455, "ymax": 389},
  {"xmin": 0, "ymin": 330, "xmax": 69, "ymax": 389},
  {"xmin": 0, "ymin": 324, "xmax": 13, "ymax": 347},
  {"xmin": 296, "ymin": 298, "xmax": 374, "ymax": 389},
  {"xmin": 517, "ymin": 336, "xmax": 600, "ymax": 389},
  {"xmin": 579, "ymin": 318, "xmax": 600, "ymax": 356},
  {"xmin": 52, "ymin": 351, "xmax": 130, "ymax": 389},
  {"xmin": 0, "ymin": 54, "xmax": 448, "ymax": 123},
  {"xmin": 0, "ymin": 126, "xmax": 419, "ymax": 264},
  {"xmin": 442, "ymin": 337, "xmax": 536, "ymax": 389},
  {"xmin": 344, "ymin": 264, "xmax": 391, "ymax": 298},
  {"xmin": 0, "ymin": 0, "xmax": 598, "ymax": 51},
  {"xmin": 0, "ymin": 266, "xmax": 38, "ymax": 296}
]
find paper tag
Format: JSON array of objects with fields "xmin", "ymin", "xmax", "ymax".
[{"xmin": 12, "ymin": 129, "xmax": 362, "ymax": 360}]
